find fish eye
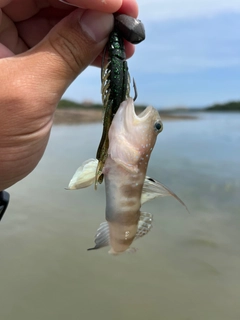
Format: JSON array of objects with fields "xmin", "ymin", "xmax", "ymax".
[{"xmin": 154, "ymin": 121, "xmax": 163, "ymax": 132}]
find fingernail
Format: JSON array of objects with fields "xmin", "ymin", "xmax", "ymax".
[{"xmin": 80, "ymin": 10, "xmax": 114, "ymax": 42}]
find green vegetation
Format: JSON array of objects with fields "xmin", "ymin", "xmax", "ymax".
[
  {"xmin": 58, "ymin": 99, "xmax": 147, "ymax": 111},
  {"xmin": 58, "ymin": 99, "xmax": 102, "ymax": 109},
  {"xmin": 58, "ymin": 98, "xmax": 240, "ymax": 112},
  {"xmin": 206, "ymin": 101, "xmax": 240, "ymax": 111}
]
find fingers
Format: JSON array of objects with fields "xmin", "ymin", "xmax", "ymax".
[
  {"xmin": 59, "ymin": 0, "xmax": 138, "ymax": 17},
  {"xmin": 0, "ymin": 8, "xmax": 114, "ymax": 139},
  {"xmin": 0, "ymin": 0, "xmax": 11, "ymax": 8},
  {"xmin": 0, "ymin": 12, "xmax": 29, "ymax": 56},
  {"xmin": 58, "ymin": 0, "xmax": 122, "ymax": 13},
  {"xmin": 0, "ymin": 43, "xmax": 14, "ymax": 57},
  {"xmin": 22, "ymin": 8, "xmax": 114, "ymax": 100},
  {"xmin": 0, "ymin": 8, "xmax": 114, "ymax": 189},
  {"xmin": 3, "ymin": 0, "xmax": 131, "ymax": 21},
  {"xmin": 1, "ymin": 0, "xmax": 138, "ymax": 58},
  {"xmin": 117, "ymin": 0, "xmax": 138, "ymax": 17}
]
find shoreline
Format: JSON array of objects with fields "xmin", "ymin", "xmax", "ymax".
[{"xmin": 53, "ymin": 108, "xmax": 197, "ymax": 125}]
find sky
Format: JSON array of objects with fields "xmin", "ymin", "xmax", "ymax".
[{"xmin": 62, "ymin": 0, "xmax": 240, "ymax": 109}]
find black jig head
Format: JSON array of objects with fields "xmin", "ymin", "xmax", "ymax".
[{"xmin": 114, "ymin": 14, "xmax": 145, "ymax": 44}]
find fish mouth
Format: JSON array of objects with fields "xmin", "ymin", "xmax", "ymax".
[
  {"xmin": 123, "ymin": 98, "xmax": 155, "ymax": 124},
  {"xmin": 137, "ymin": 105, "xmax": 155, "ymax": 118},
  {"xmin": 111, "ymin": 97, "xmax": 161, "ymax": 137}
]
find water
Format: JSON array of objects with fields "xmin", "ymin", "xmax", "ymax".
[{"xmin": 0, "ymin": 112, "xmax": 240, "ymax": 320}]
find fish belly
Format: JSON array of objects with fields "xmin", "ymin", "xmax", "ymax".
[{"xmin": 104, "ymin": 158, "xmax": 143, "ymax": 254}]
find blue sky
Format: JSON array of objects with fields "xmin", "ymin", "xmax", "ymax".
[{"xmin": 62, "ymin": 0, "xmax": 240, "ymax": 109}]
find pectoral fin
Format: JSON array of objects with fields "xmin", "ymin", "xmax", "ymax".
[
  {"xmin": 134, "ymin": 212, "xmax": 153, "ymax": 240},
  {"xmin": 66, "ymin": 159, "xmax": 98, "ymax": 190},
  {"xmin": 142, "ymin": 176, "xmax": 189, "ymax": 213},
  {"xmin": 87, "ymin": 222, "xmax": 110, "ymax": 250}
]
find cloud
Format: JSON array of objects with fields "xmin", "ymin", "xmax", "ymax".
[
  {"xmin": 129, "ymin": 13, "xmax": 240, "ymax": 74},
  {"xmin": 138, "ymin": 0, "xmax": 240, "ymax": 21}
]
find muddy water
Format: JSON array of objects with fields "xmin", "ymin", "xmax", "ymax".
[{"xmin": 1, "ymin": 113, "xmax": 240, "ymax": 320}]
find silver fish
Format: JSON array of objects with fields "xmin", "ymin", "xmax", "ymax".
[{"xmin": 67, "ymin": 98, "xmax": 188, "ymax": 254}]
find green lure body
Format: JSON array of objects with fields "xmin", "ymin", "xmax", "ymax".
[
  {"xmin": 95, "ymin": 15, "xmax": 145, "ymax": 186},
  {"xmin": 96, "ymin": 28, "xmax": 130, "ymax": 185}
]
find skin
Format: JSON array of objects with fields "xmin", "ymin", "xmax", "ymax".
[{"xmin": 0, "ymin": 0, "xmax": 138, "ymax": 190}]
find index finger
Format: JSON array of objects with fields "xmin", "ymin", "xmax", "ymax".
[
  {"xmin": 60, "ymin": 0, "xmax": 138, "ymax": 16},
  {"xmin": 2, "ymin": 0, "xmax": 137, "ymax": 22},
  {"xmin": 58, "ymin": 0, "xmax": 122, "ymax": 13},
  {"xmin": 117, "ymin": 0, "xmax": 138, "ymax": 18}
]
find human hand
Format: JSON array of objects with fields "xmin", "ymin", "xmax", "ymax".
[{"xmin": 0, "ymin": 0, "xmax": 138, "ymax": 190}]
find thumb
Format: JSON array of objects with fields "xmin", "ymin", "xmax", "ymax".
[
  {"xmin": 24, "ymin": 9, "xmax": 114, "ymax": 101},
  {"xmin": 0, "ymin": 9, "xmax": 114, "ymax": 189}
]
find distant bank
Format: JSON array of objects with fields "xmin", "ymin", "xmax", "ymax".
[
  {"xmin": 205, "ymin": 101, "xmax": 240, "ymax": 112},
  {"xmin": 58, "ymin": 99, "xmax": 240, "ymax": 112},
  {"xmin": 54, "ymin": 99, "xmax": 240, "ymax": 124},
  {"xmin": 54, "ymin": 99, "xmax": 196, "ymax": 124},
  {"xmin": 57, "ymin": 99, "xmax": 148, "ymax": 111}
]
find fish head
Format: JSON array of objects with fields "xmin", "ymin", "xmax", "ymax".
[{"xmin": 108, "ymin": 98, "xmax": 163, "ymax": 169}]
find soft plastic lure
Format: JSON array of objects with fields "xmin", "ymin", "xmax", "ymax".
[{"xmin": 96, "ymin": 14, "xmax": 145, "ymax": 186}]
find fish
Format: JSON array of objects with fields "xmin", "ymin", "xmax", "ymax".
[{"xmin": 67, "ymin": 98, "xmax": 188, "ymax": 254}]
